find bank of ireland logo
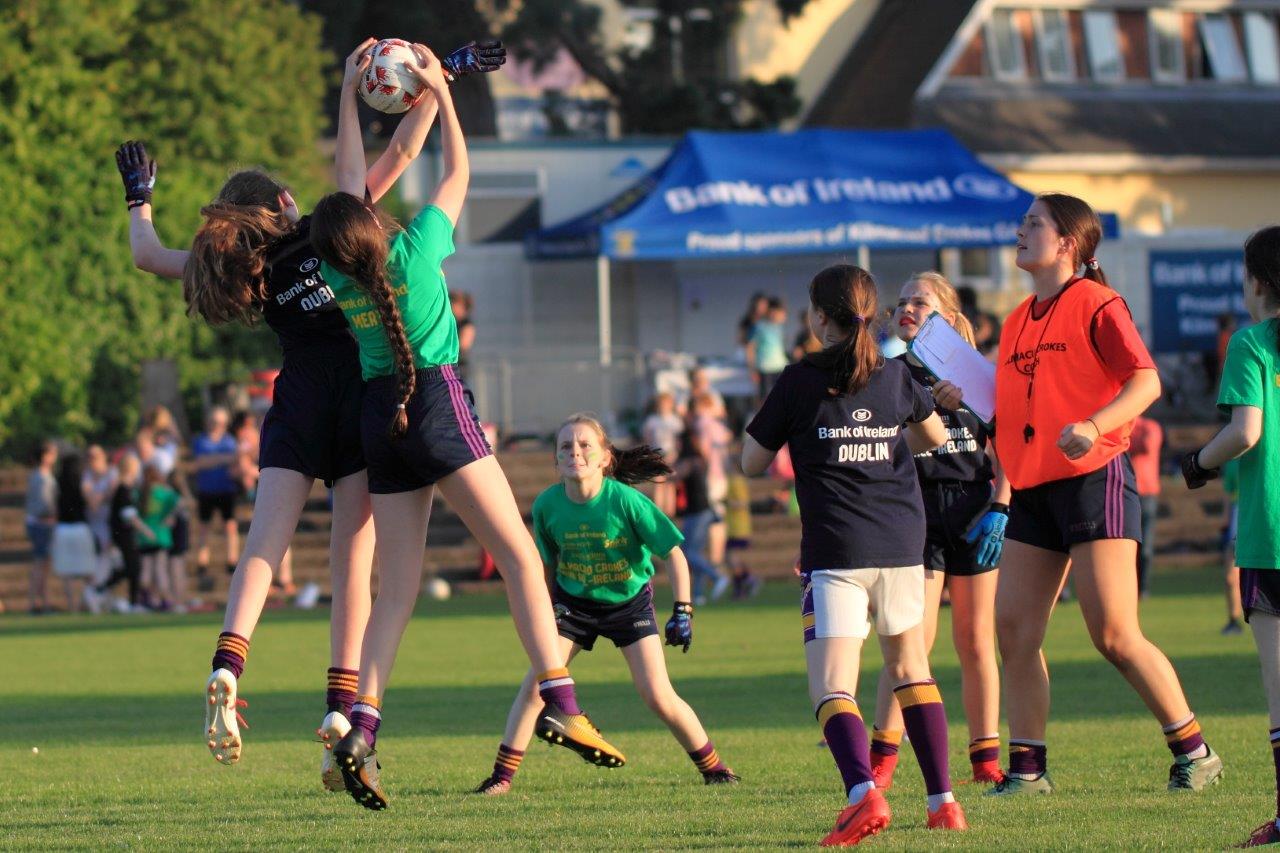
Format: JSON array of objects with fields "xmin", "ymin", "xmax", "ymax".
[
  {"xmin": 952, "ymin": 173, "xmax": 1019, "ymax": 202},
  {"xmin": 300, "ymin": 257, "xmax": 320, "ymax": 273},
  {"xmin": 852, "ymin": 408, "xmax": 871, "ymax": 423}
]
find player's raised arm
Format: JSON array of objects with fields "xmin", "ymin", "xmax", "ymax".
[
  {"xmin": 116, "ymin": 141, "xmax": 189, "ymax": 280},
  {"xmin": 411, "ymin": 48, "xmax": 469, "ymax": 226},
  {"xmin": 335, "ymin": 38, "xmax": 376, "ymax": 198}
]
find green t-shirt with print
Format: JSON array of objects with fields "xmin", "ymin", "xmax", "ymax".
[
  {"xmin": 140, "ymin": 484, "xmax": 179, "ymax": 551},
  {"xmin": 1217, "ymin": 319, "xmax": 1280, "ymax": 570},
  {"xmin": 323, "ymin": 204, "xmax": 458, "ymax": 380},
  {"xmin": 532, "ymin": 478, "xmax": 684, "ymax": 604}
]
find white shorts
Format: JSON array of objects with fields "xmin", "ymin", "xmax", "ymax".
[{"xmin": 801, "ymin": 566, "xmax": 925, "ymax": 641}]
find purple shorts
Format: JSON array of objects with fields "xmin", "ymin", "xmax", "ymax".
[{"xmin": 1241, "ymin": 568, "xmax": 1280, "ymax": 622}]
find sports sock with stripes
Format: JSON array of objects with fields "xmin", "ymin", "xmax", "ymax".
[
  {"xmin": 870, "ymin": 727, "xmax": 902, "ymax": 759},
  {"xmin": 1163, "ymin": 713, "xmax": 1207, "ymax": 760},
  {"xmin": 1008, "ymin": 739, "xmax": 1047, "ymax": 778},
  {"xmin": 537, "ymin": 668, "xmax": 581, "ymax": 715},
  {"xmin": 492, "ymin": 743, "xmax": 524, "ymax": 784},
  {"xmin": 350, "ymin": 695, "xmax": 382, "ymax": 747},
  {"xmin": 969, "ymin": 734, "xmax": 1000, "ymax": 766},
  {"xmin": 326, "ymin": 667, "xmax": 358, "ymax": 717},
  {"xmin": 211, "ymin": 631, "xmax": 249, "ymax": 678},
  {"xmin": 894, "ymin": 679, "xmax": 953, "ymax": 799},
  {"xmin": 815, "ymin": 692, "xmax": 873, "ymax": 798},
  {"xmin": 688, "ymin": 741, "xmax": 727, "ymax": 776}
]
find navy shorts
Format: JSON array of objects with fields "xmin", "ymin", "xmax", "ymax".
[
  {"xmin": 1007, "ymin": 454, "xmax": 1141, "ymax": 554},
  {"xmin": 362, "ymin": 365, "xmax": 492, "ymax": 494},
  {"xmin": 259, "ymin": 339, "xmax": 366, "ymax": 487},
  {"xmin": 169, "ymin": 513, "xmax": 190, "ymax": 556},
  {"xmin": 922, "ymin": 481, "xmax": 993, "ymax": 576},
  {"xmin": 1241, "ymin": 569, "xmax": 1280, "ymax": 622},
  {"xmin": 26, "ymin": 521, "xmax": 53, "ymax": 559},
  {"xmin": 552, "ymin": 583, "xmax": 659, "ymax": 651},
  {"xmin": 197, "ymin": 492, "xmax": 236, "ymax": 523}
]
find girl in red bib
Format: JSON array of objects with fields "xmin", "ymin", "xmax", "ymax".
[{"xmin": 937, "ymin": 193, "xmax": 1220, "ymax": 795}]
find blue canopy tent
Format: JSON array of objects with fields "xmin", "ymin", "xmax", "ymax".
[{"xmin": 527, "ymin": 128, "xmax": 1117, "ymax": 364}]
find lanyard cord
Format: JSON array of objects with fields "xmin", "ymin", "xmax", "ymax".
[{"xmin": 1010, "ymin": 280, "xmax": 1074, "ymax": 442}]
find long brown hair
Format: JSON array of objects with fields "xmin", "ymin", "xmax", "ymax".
[
  {"xmin": 908, "ymin": 271, "xmax": 977, "ymax": 346},
  {"xmin": 183, "ymin": 170, "xmax": 294, "ymax": 325},
  {"xmin": 1244, "ymin": 225, "xmax": 1280, "ymax": 352},
  {"xmin": 560, "ymin": 413, "xmax": 672, "ymax": 485},
  {"xmin": 1036, "ymin": 192, "xmax": 1108, "ymax": 285},
  {"xmin": 807, "ymin": 264, "xmax": 883, "ymax": 396},
  {"xmin": 310, "ymin": 192, "xmax": 415, "ymax": 439}
]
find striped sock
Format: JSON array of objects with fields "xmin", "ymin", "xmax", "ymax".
[
  {"xmin": 1164, "ymin": 714, "xmax": 1207, "ymax": 759},
  {"xmin": 894, "ymin": 679, "xmax": 952, "ymax": 798},
  {"xmin": 1009, "ymin": 739, "xmax": 1047, "ymax": 778},
  {"xmin": 326, "ymin": 667, "xmax": 358, "ymax": 717},
  {"xmin": 870, "ymin": 727, "xmax": 902, "ymax": 758},
  {"xmin": 537, "ymin": 668, "xmax": 581, "ymax": 715},
  {"xmin": 688, "ymin": 741, "xmax": 727, "ymax": 776},
  {"xmin": 1271, "ymin": 728, "xmax": 1280, "ymax": 819},
  {"xmin": 493, "ymin": 743, "xmax": 524, "ymax": 783},
  {"xmin": 969, "ymin": 734, "xmax": 1000, "ymax": 766},
  {"xmin": 816, "ymin": 692, "xmax": 873, "ymax": 797},
  {"xmin": 350, "ymin": 694, "xmax": 382, "ymax": 748},
  {"xmin": 211, "ymin": 631, "xmax": 249, "ymax": 679}
]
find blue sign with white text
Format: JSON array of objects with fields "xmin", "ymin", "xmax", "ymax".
[{"xmin": 1149, "ymin": 250, "xmax": 1250, "ymax": 353}]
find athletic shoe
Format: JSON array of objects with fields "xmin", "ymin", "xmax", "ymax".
[
  {"xmin": 204, "ymin": 669, "xmax": 248, "ymax": 765},
  {"xmin": 535, "ymin": 707, "xmax": 626, "ymax": 768},
  {"xmin": 703, "ymin": 768, "xmax": 741, "ymax": 785},
  {"xmin": 333, "ymin": 730, "xmax": 387, "ymax": 811},
  {"xmin": 926, "ymin": 800, "xmax": 968, "ymax": 830},
  {"xmin": 82, "ymin": 586, "xmax": 105, "ymax": 615},
  {"xmin": 1222, "ymin": 619, "xmax": 1245, "ymax": 636},
  {"xmin": 970, "ymin": 759, "xmax": 1005, "ymax": 784},
  {"xmin": 473, "ymin": 774, "xmax": 512, "ymax": 796},
  {"xmin": 986, "ymin": 772, "xmax": 1055, "ymax": 796},
  {"xmin": 1168, "ymin": 745, "xmax": 1224, "ymax": 791},
  {"xmin": 1239, "ymin": 820, "xmax": 1280, "ymax": 847},
  {"xmin": 870, "ymin": 751, "xmax": 898, "ymax": 790},
  {"xmin": 317, "ymin": 711, "xmax": 351, "ymax": 792},
  {"xmin": 819, "ymin": 788, "xmax": 891, "ymax": 847}
]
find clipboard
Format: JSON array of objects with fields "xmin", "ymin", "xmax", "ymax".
[{"xmin": 906, "ymin": 312, "xmax": 996, "ymax": 427}]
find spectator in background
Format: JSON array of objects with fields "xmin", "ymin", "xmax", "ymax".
[
  {"xmin": 737, "ymin": 292, "xmax": 770, "ymax": 348},
  {"xmin": 1130, "ymin": 416, "xmax": 1163, "ymax": 597},
  {"xmin": 791, "ymin": 308, "xmax": 822, "ymax": 362},
  {"xmin": 747, "ymin": 297, "xmax": 789, "ymax": 401},
  {"xmin": 192, "ymin": 407, "xmax": 241, "ymax": 588},
  {"xmin": 143, "ymin": 405, "xmax": 181, "ymax": 478},
  {"xmin": 25, "ymin": 440, "xmax": 58, "ymax": 614},
  {"xmin": 451, "ymin": 291, "xmax": 476, "ymax": 379},
  {"xmin": 131, "ymin": 426, "xmax": 157, "ymax": 472},
  {"xmin": 642, "ymin": 392, "xmax": 684, "ymax": 518},
  {"xmin": 685, "ymin": 367, "xmax": 726, "ymax": 420},
  {"xmin": 675, "ymin": 430, "xmax": 727, "ymax": 605},
  {"xmin": 957, "ymin": 285, "xmax": 1001, "ymax": 356},
  {"xmin": 229, "ymin": 411, "xmax": 261, "ymax": 499},
  {"xmin": 138, "ymin": 463, "xmax": 180, "ymax": 611},
  {"xmin": 89, "ymin": 453, "xmax": 149, "ymax": 613},
  {"xmin": 53, "ymin": 452, "xmax": 97, "ymax": 613},
  {"xmin": 689, "ymin": 393, "xmax": 733, "ymax": 600},
  {"xmin": 724, "ymin": 472, "xmax": 759, "ymax": 599},
  {"xmin": 81, "ymin": 445, "xmax": 118, "ymax": 608},
  {"xmin": 1206, "ymin": 313, "xmax": 1237, "ymax": 391}
]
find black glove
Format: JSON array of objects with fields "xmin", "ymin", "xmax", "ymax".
[
  {"xmin": 1181, "ymin": 449, "xmax": 1219, "ymax": 490},
  {"xmin": 664, "ymin": 602, "xmax": 693, "ymax": 653},
  {"xmin": 115, "ymin": 140, "xmax": 156, "ymax": 209},
  {"xmin": 442, "ymin": 39, "xmax": 506, "ymax": 82}
]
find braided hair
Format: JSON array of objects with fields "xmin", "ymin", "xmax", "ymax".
[{"xmin": 806, "ymin": 264, "xmax": 883, "ymax": 396}]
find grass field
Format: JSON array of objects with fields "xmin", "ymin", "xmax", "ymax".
[{"xmin": 2, "ymin": 564, "xmax": 1272, "ymax": 850}]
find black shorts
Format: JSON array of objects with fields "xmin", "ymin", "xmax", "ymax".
[
  {"xmin": 169, "ymin": 513, "xmax": 190, "ymax": 556},
  {"xmin": 1241, "ymin": 569, "xmax": 1280, "ymax": 623},
  {"xmin": 259, "ymin": 339, "xmax": 366, "ymax": 487},
  {"xmin": 196, "ymin": 492, "xmax": 237, "ymax": 523},
  {"xmin": 552, "ymin": 583, "xmax": 659, "ymax": 651},
  {"xmin": 1006, "ymin": 454, "xmax": 1141, "ymax": 554},
  {"xmin": 362, "ymin": 365, "xmax": 492, "ymax": 494},
  {"xmin": 922, "ymin": 480, "xmax": 994, "ymax": 576}
]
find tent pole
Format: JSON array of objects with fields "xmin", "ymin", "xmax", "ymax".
[
  {"xmin": 597, "ymin": 254, "xmax": 612, "ymax": 367},
  {"xmin": 857, "ymin": 245, "xmax": 870, "ymax": 271}
]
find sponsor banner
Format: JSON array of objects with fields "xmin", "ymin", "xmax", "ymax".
[{"xmin": 1149, "ymin": 250, "xmax": 1249, "ymax": 353}]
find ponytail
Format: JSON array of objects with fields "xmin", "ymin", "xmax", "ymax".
[
  {"xmin": 610, "ymin": 444, "xmax": 673, "ymax": 485},
  {"xmin": 1036, "ymin": 192, "xmax": 1109, "ymax": 286},
  {"xmin": 807, "ymin": 264, "xmax": 883, "ymax": 396}
]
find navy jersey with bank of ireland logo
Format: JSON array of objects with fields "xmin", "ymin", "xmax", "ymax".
[
  {"xmin": 897, "ymin": 356, "xmax": 993, "ymax": 484},
  {"xmin": 259, "ymin": 216, "xmax": 355, "ymax": 353},
  {"xmin": 746, "ymin": 358, "xmax": 935, "ymax": 571}
]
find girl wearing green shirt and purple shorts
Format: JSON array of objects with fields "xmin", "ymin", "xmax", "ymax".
[
  {"xmin": 1181, "ymin": 226, "xmax": 1280, "ymax": 847},
  {"xmin": 473, "ymin": 414, "xmax": 738, "ymax": 795}
]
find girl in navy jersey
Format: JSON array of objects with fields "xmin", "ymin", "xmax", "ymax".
[
  {"xmin": 116, "ymin": 39, "xmax": 503, "ymax": 783},
  {"xmin": 869, "ymin": 272, "xmax": 1009, "ymax": 790},
  {"xmin": 742, "ymin": 264, "xmax": 966, "ymax": 846}
]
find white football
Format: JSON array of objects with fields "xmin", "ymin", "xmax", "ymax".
[
  {"xmin": 359, "ymin": 39, "xmax": 425, "ymax": 114},
  {"xmin": 426, "ymin": 577, "xmax": 452, "ymax": 601}
]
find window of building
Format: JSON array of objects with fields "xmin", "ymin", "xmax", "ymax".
[
  {"xmin": 1199, "ymin": 13, "xmax": 1249, "ymax": 82},
  {"xmin": 1034, "ymin": 9, "xmax": 1076, "ymax": 81},
  {"xmin": 1244, "ymin": 12, "xmax": 1280, "ymax": 84},
  {"xmin": 462, "ymin": 171, "xmax": 543, "ymax": 244},
  {"xmin": 986, "ymin": 9, "xmax": 1028, "ymax": 80},
  {"xmin": 1148, "ymin": 8, "xmax": 1187, "ymax": 84},
  {"xmin": 1083, "ymin": 10, "xmax": 1125, "ymax": 82}
]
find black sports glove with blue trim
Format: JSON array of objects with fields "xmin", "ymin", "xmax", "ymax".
[
  {"xmin": 115, "ymin": 140, "xmax": 156, "ymax": 209},
  {"xmin": 1181, "ymin": 449, "xmax": 1219, "ymax": 490},
  {"xmin": 665, "ymin": 602, "xmax": 693, "ymax": 653},
  {"xmin": 442, "ymin": 39, "xmax": 506, "ymax": 82}
]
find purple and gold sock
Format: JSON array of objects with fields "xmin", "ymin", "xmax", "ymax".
[
  {"xmin": 493, "ymin": 743, "xmax": 524, "ymax": 784},
  {"xmin": 350, "ymin": 694, "xmax": 382, "ymax": 747},
  {"xmin": 1163, "ymin": 714, "xmax": 1206, "ymax": 759},
  {"xmin": 326, "ymin": 667, "xmax": 358, "ymax": 717},
  {"xmin": 870, "ymin": 727, "xmax": 902, "ymax": 759},
  {"xmin": 1009, "ymin": 739, "xmax": 1047, "ymax": 778},
  {"xmin": 537, "ymin": 668, "xmax": 581, "ymax": 715},
  {"xmin": 211, "ymin": 631, "xmax": 249, "ymax": 678},
  {"xmin": 816, "ymin": 692, "xmax": 873, "ymax": 795},
  {"xmin": 969, "ymin": 735, "xmax": 1000, "ymax": 765},
  {"xmin": 689, "ymin": 741, "xmax": 727, "ymax": 776},
  {"xmin": 1271, "ymin": 727, "xmax": 1280, "ymax": 818},
  {"xmin": 894, "ymin": 679, "xmax": 952, "ymax": 797}
]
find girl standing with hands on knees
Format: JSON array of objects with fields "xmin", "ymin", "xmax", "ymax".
[
  {"xmin": 312, "ymin": 44, "xmax": 621, "ymax": 812},
  {"xmin": 1180, "ymin": 227, "xmax": 1280, "ymax": 847},
  {"xmin": 742, "ymin": 264, "xmax": 967, "ymax": 846},
  {"xmin": 935, "ymin": 193, "xmax": 1221, "ymax": 795}
]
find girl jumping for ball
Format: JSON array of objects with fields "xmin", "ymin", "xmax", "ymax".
[{"xmin": 473, "ymin": 414, "xmax": 739, "ymax": 795}]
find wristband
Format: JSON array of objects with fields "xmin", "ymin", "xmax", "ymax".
[
  {"xmin": 988, "ymin": 503, "xmax": 1009, "ymax": 516},
  {"xmin": 673, "ymin": 601, "xmax": 693, "ymax": 615},
  {"xmin": 1086, "ymin": 417, "xmax": 1101, "ymax": 437}
]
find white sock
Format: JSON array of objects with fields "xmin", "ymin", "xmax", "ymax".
[
  {"xmin": 927, "ymin": 792, "xmax": 955, "ymax": 811},
  {"xmin": 847, "ymin": 780, "xmax": 875, "ymax": 806},
  {"xmin": 1181, "ymin": 743, "xmax": 1208, "ymax": 761}
]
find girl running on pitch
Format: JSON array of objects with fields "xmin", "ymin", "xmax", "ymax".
[
  {"xmin": 869, "ymin": 272, "xmax": 1009, "ymax": 790},
  {"xmin": 742, "ymin": 264, "xmax": 966, "ymax": 846},
  {"xmin": 311, "ymin": 45, "xmax": 621, "ymax": 812},
  {"xmin": 1180, "ymin": 226, "xmax": 1280, "ymax": 847},
  {"xmin": 935, "ymin": 193, "xmax": 1221, "ymax": 795},
  {"xmin": 473, "ymin": 414, "xmax": 738, "ymax": 795},
  {"xmin": 117, "ymin": 38, "xmax": 504, "ymax": 782}
]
